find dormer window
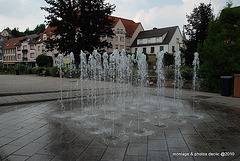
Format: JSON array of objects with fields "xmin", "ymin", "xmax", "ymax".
[{"xmin": 43, "ymin": 34, "xmax": 47, "ymax": 41}]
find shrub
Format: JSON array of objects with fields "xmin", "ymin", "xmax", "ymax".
[
  {"xmin": 27, "ymin": 68, "xmax": 33, "ymax": 74},
  {"xmin": 165, "ymin": 69, "xmax": 174, "ymax": 79},
  {"xmin": 32, "ymin": 68, "xmax": 37, "ymax": 74},
  {"xmin": 17, "ymin": 64, "xmax": 26, "ymax": 74},
  {"xmin": 36, "ymin": 54, "xmax": 49, "ymax": 67},
  {"xmin": 37, "ymin": 67, "xmax": 44, "ymax": 75},
  {"xmin": 50, "ymin": 66, "xmax": 59, "ymax": 77},
  {"xmin": 44, "ymin": 67, "xmax": 50, "ymax": 76},
  {"xmin": 181, "ymin": 66, "xmax": 193, "ymax": 80}
]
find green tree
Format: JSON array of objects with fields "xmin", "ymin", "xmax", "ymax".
[
  {"xmin": 34, "ymin": 24, "xmax": 46, "ymax": 34},
  {"xmin": 164, "ymin": 52, "xmax": 174, "ymax": 67},
  {"xmin": 36, "ymin": 54, "xmax": 50, "ymax": 67},
  {"xmin": 24, "ymin": 27, "xmax": 35, "ymax": 35},
  {"xmin": 41, "ymin": 0, "xmax": 116, "ymax": 66},
  {"xmin": 183, "ymin": 3, "xmax": 213, "ymax": 66},
  {"xmin": 199, "ymin": 4, "xmax": 240, "ymax": 92},
  {"xmin": 11, "ymin": 28, "xmax": 25, "ymax": 38}
]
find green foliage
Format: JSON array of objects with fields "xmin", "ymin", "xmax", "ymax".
[
  {"xmin": 32, "ymin": 68, "xmax": 37, "ymax": 74},
  {"xmin": 198, "ymin": 6, "xmax": 240, "ymax": 92},
  {"xmin": 183, "ymin": 3, "xmax": 213, "ymax": 66},
  {"xmin": 37, "ymin": 67, "xmax": 45, "ymax": 74},
  {"xmin": 36, "ymin": 54, "xmax": 50, "ymax": 67},
  {"xmin": 164, "ymin": 53, "xmax": 174, "ymax": 67},
  {"xmin": 165, "ymin": 69, "xmax": 174, "ymax": 79},
  {"xmin": 17, "ymin": 64, "xmax": 26, "ymax": 74},
  {"xmin": 181, "ymin": 66, "xmax": 193, "ymax": 80},
  {"xmin": 34, "ymin": 24, "xmax": 46, "ymax": 34},
  {"xmin": 148, "ymin": 71, "xmax": 157, "ymax": 76},
  {"xmin": 27, "ymin": 68, "xmax": 32, "ymax": 74},
  {"xmin": 44, "ymin": 67, "xmax": 50, "ymax": 76},
  {"xmin": 42, "ymin": 0, "xmax": 116, "ymax": 66},
  {"xmin": 50, "ymin": 66, "xmax": 59, "ymax": 77}
]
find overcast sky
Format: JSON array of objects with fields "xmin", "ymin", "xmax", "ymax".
[{"xmin": 0, "ymin": 0, "xmax": 240, "ymax": 32}]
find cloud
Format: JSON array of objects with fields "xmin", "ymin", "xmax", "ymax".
[{"xmin": 0, "ymin": 0, "xmax": 46, "ymax": 31}]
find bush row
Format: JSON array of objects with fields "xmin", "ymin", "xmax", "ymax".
[{"xmin": 27, "ymin": 66, "xmax": 59, "ymax": 77}]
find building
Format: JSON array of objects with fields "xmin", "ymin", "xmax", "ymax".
[
  {"xmin": 131, "ymin": 26, "xmax": 184, "ymax": 69},
  {"xmin": 107, "ymin": 16, "xmax": 144, "ymax": 53},
  {"xmin": 2, "ymin": 37, "xmax": 23, "ymax": 68},
  {"xmin": 131, "ymin": 26, "xmax": 184, "ymax": 54},
  {"xmin": 0, "ymin": 37, "xmax": 8, "ymax": 64},
  {"xmin": 15, "ymin": 34, "xmax": 41, "ymax": 67},
  {"xmin": 1, "ymin": 28, "xmax": 11, "ymax": 37},
  {"xmin": 36, "ymin": 26, "xmax": 62, "ymax": 66},
  {"xmin": 39, "ymin": 16, "xmax": 143, "ymax": 67}
]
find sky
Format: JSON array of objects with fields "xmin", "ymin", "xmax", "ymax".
[{"xmin": 0, "ymin": 0, "xmax": 240, "ymax": 32}]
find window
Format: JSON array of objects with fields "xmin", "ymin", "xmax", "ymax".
[
  {"xmin": 17, "ymin": 46, "xmax": 21, "ymax": 51},
  {"xmin": 120, "ymin": 45, "xmax": 124, "ymax": 50},
  {"xmin": 172, "ymin": 46, "xmax": 175, "ymax": 52},
  {"xmin": 42, "ymin": 45, "xmax": 45, "ymax": 52},
  {"xmin": 126, "ymin": 46, "xmax": 130, "ymax": 51},
  {"xmin": 151, "ymin": 47, "xmax": 155, "ymax": 53},
  {"xmin": 143, "ymin": 48, "xmax": 146, "ymax": 53},
  {"xmin": 30, "ymin": 45, "xmax": 34, "ymax": 50},
  {"xmin": 160, "ymin": 46, "xmax": 164, "ymax": 51},
  {"xmin": 18, "ymin": 54, "xmax": 21, "ymax": 59},
  {"xmin": 115, "ymin": 45, "xmax": 118, "ymax": 49},
  {"xmin": 30, "ymin": 53, "xmax": 34, "ymax": 58},
  {"xmin": 126, "ymin": 37, "xmax": 130, "ymax": 43},
  {"xmin": 120, "ymin": 36, "xmax": 124, "ymax": 42},
  {"xmin": 147, "ymin": 38, "xmax": 151, "ymax": 44},
  {"xmin": 23, "ymin": 45, "xmax": 27, "ymax": 50},
  {"xmin": 38, "ymin": 46, "xmax": 40, "ymax": 51},
  {"xmin": 137, "ymin": 39, "xmax": 143, "ymax": 45},
  {"xmin": 115, "ymin": 36, "xmax": 118, "ymax": 41}
]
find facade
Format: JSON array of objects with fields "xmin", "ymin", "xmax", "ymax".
[
  {"xmin": 1, "ymin": 28, "xmax": 11, "ymax": 37},
  {"xmin": 0, "ymin": 37, "xmax": 8, "ymax": 64},
  {"xmin": 131, "ymin": 26, "xmax": 184, "ymax": 69},
  {"xmin": 131, "ymin": 26, "xmax": 184, "ymax": 54},
  {"xmin": 108, "ymin": 16, "xmax": 144, "ymax": 53},
  {"xmin": 36, "ymin": 26, "xmax": 60, "ymax": 66},
  {"xmin": 2, "ymin": 37, "xmax": 23, "ymax": 68},
  {"xmin": 15, "ymin": 34, "xmax": 41, "ymax": 67}
]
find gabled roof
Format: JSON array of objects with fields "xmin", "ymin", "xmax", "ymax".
[
  {"xmin": 3, "ymin": 37, "xmax": 24, "ymax": 50},
  {"xmin": 18, "ymin": 34, "xmax": 41, "ymax": 45},
  {"xmin": 110, "ymin": 16, "xmax": 142, "ymax": 37},
  {"xmin": 131, "ymin": 26, "xmax": 179, "ymax": 47},
  {"xmin": 37, "ymin": 26, "xmax": 56, "ymax": 44},
  {"xmin": 2, "ymin": 28, "xmax": 11, "ymax": 34}
]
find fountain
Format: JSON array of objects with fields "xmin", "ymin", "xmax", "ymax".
[{"xmin": 52, "ymin": 49, "xmax": 203, "ymax": 145}]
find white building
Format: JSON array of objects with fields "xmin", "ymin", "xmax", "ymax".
[{"xmin": 131, "ymin": 26, "xmax": 184, "ymax": 54}]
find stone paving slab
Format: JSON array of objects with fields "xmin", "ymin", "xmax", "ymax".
[
  {"xmin": 0, "ymin": 75, "xmax": 240, "ymax": 160},
  {"xmin": 0, "ymin": 100, "xmax": 239, "ymax": 161}
]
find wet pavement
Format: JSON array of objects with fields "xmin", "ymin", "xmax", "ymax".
[{"xmin": 0, "ymin": 75, "xmax": 240, "ymax": 161}]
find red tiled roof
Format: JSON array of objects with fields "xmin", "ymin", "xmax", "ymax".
[
  {"xmin": 38, "ymin": 16, "xmax": 140, "ymax": 41},
  {"xmin": 109, "ymin": 16, "xmax": 141, "ymax": 37},
  {"xmin": 3, "ymin": 37, "xmax": 24, "ymax": 50},
  {"xmin": 37, "ymin": 26, "xmax": 57, "ymax": 43}
]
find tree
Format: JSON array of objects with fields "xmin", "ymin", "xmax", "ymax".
[
  {"xmin": 36, "ymin": 54, "xmax": 50, "ymax": 67},
  {"xmin": 183, "ymin": 3, "xmax": 213, "ymax": 66},
  {"xmin": 199, "ymin": 4, "xmax": 240, "ymax": 92},
  {"xmin": 41, "ymin": 0, "xmax": 116, "ymax": 66},
  {"xmin": 11, "ymin": 28, "xmax": 25, "ymax": 38},
  {"xmin": 164, "ymin": 52, "xmax": 174, "ymax": 68},
  {"xmin": 34, "ymin": 24, "xmax": 46, "ymax": 34},
  {"xmin": 24, "ymin": 27, "xmax": 35, "ymax": 35}
]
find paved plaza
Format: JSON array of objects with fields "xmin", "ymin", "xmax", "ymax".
[{"xmin": 0, "ymin": 75, "xmax": 240, "ymax": 161}]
